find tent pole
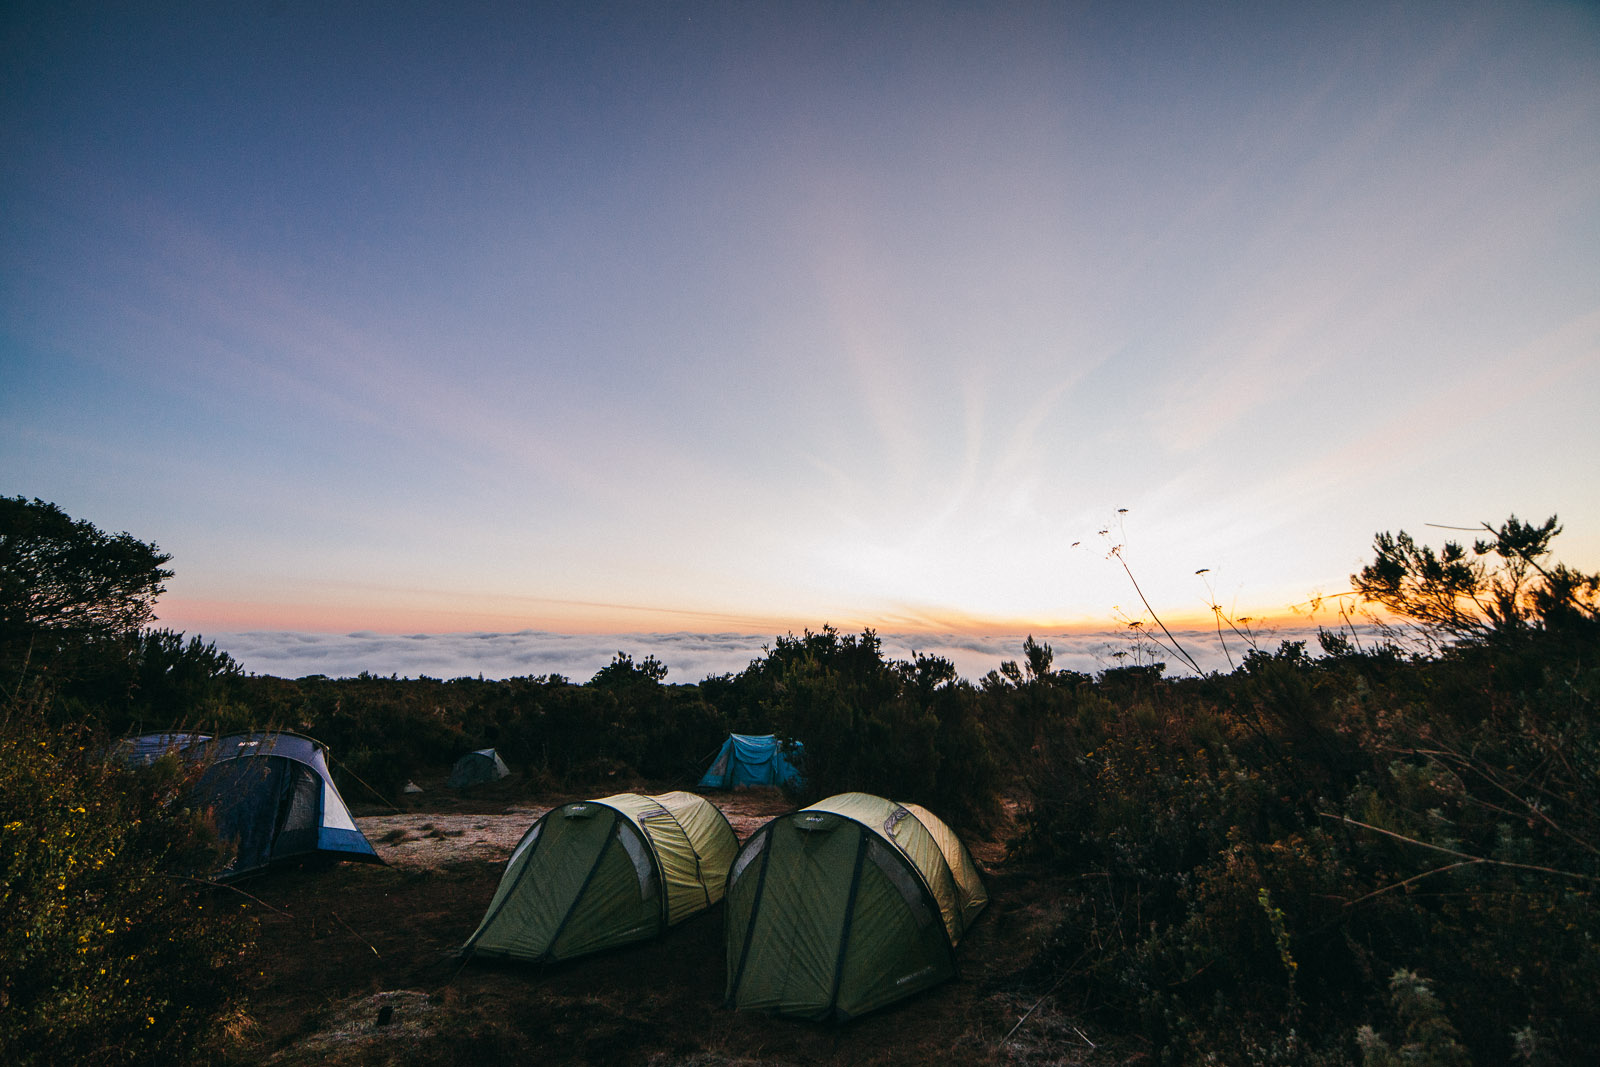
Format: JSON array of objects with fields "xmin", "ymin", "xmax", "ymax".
[
  {"xmin": 726, "ymin": 826, "xmax": 774, "ymax": 1006},
  {"xmin": 826, "ymin": 829, "xmax": 870, "ymax": 1020}
]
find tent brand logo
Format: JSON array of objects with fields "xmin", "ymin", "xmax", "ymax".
[{"xmin": 894, "ymin": 965, "xmax": 937, "ymax": 987}]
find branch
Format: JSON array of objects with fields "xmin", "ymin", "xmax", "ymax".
[
  {"xmin": 165, "ymin": 872, "xmax": 295, "ymax": 916},
  {"xmin": 1320, "ymin": 813, "xmax": 1599, "ymax": 883},
  {"xmin": 1339, "ymin": 860, "xmax": 1480, "ymax": 907},
  {"xmin": 1406, "ymin": 747, "xmax": 1600, "ymax": 859},
  {"xmin": 1479, "ymin": 520, "xmax": 1559, "ymax": 586}
]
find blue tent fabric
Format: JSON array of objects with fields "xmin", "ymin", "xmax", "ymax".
[
  {"xmin": 698, "ymin": 733, "xmax": 803, "ymax": 790},
  {"xmin": 112, "ymin": 732, "xmax": 211, "ymax": 766},
  {"xmin": 191, "ymin": 733, "xmax": 382, "ymax": 879}
]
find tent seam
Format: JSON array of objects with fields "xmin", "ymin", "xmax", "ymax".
[
  {"xmin": 547, "ymin": 808, "xmax": 638, "ymax": 959},
  {"xmin": 827, "ymin": 827, "xmax": 870, "ymax": 1021},
  {"xmin": 629, "ymin": 798, "xmax": 679, "ymax": 928}
]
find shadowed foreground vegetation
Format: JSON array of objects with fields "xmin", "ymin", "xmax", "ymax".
[{"xmin": 4, "ymin": 494, "xmax": 1598, "ymax": 1064}]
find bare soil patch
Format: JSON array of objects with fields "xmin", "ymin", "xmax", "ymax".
[
  {"xmin": 358, "ymin": 790, "xmax": 794, "ymax": 869},
  {"xmin": 224, "ymin": 788, "xmax": 1117, "ymax": 1066}
]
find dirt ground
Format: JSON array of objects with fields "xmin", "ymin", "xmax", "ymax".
[
  {"xmin": 358, "ymin": 790, "xmax": 795, "ymax": 870},
  {"xmin": 225, "ymin": 780, "xmax": 1117, "ymax": 1066}
]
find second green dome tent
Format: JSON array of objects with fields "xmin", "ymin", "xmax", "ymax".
[{"xmin": 723, "ymin": 792, "xmax": 988, "ymax": 1021}]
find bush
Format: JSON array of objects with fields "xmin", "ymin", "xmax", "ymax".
[
  {"xmin": 1013, "ymin": 624, "xmax": 1600, "ymax": 1063},
  {"xmin": 0, "ymin": 710, "xmax": 254, "ymax": 1065},
  {"xmin": 728, "ymin": 628, "xmax": 1001, "ymax": 830}
]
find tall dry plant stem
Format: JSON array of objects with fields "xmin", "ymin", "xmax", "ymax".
[
  {"xmin": 1197, "ymin": 569, "xmax": 1261, "ymax": 671},
  {"xmin": 1109, "ymin": 544, "xmax": 1203, "ymax": 674}
]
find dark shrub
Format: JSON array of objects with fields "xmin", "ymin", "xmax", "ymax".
[{"xmin": 0, "ymin": 711, "xmax": 254, "ymax": 1065}]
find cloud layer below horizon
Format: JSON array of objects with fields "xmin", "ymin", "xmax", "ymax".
[{"xmin": 208, "ymin": 624, "xmax": 1359, "ymax": 686}]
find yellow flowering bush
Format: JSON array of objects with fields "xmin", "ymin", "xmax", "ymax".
[{"xmin": 0, "ymin": 711, "xmax": 254, "ymax": 1065}]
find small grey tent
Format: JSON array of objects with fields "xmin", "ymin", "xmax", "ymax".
[
  {"xmin": 194, "ymin": 733, "xmax": 383, "ymax": 880},
  {"xmin": 448, "ymin": 748, "xmax": 510, "ymax": 788},
  {"xmin": 698, "ymin": 733, "xmax": 804, "ymax": 790},
  {"xmin": 465, "ymin": 791, "xmax": 737, "ymax": 964},
  {"xmin": 724, "ymin": 792, "xmax": 987, "ymax": 1020}
]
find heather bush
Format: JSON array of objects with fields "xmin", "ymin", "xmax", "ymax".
[
  {"xmin": 1356, "ymin": 971, "xmax": 1471, "ymax": 1067},
  {"xmin": 0, "ymin": 710, "xmax": 254, "ymax": 1065},
  {"xmin": 1, "ymin": 498, "xmax": 256, "ymax": 1062},
  {"xmin": 693, "ymin": 628, "xmax": 1002, "ymax": 827},
  {"xmin": 1013, "ymin": 517, "xmax": 1600, "ymax": 1064},
  {"xmin": 762, "ymin": 629, "xmax": 940, "ymax": 799}
]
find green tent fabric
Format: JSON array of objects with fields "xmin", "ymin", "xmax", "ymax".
[
  {"xmin": 447, "ymin": 747, "xmax": 510, "ymax": 788},
  {"xmin": 724, "ymin": 792, "xmax": 987, "ymax": 1021},
  {"xmin": 464, "ymin": 791, "xmax": 737, "ymax": 964}
]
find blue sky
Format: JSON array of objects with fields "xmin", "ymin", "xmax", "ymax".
[{"xmin": 4, "ymin": 1, "xmax": 1598, "ymax": 679}]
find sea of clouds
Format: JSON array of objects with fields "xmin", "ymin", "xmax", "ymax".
[{"xmin": 206, "ymin": 623, "xmax": 1361, "ymax": 685}]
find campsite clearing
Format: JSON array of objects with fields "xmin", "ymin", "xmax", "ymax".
[
  {"xmin": 233, "ymin": 785, "xmax": 1110, "ymax": 1066},
  {"xmin": 355, "ymin": 793, "xmax": 788, "ymax": 869}
]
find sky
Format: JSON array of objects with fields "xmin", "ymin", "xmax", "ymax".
[{"xmin": 4, "ymin": 1, "xmax": 1598, "ymax": 682}]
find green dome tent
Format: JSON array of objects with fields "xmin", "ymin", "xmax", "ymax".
[
  {"xmin": 464, "ymin": 791, "xmax": 737, "ymax": 964},
  {"xmin": 447, "ymin": 747, "xmax": 510, "ymax": 788},
  {"xmin": 724, "ymin": 792, "xmax": 987, "ymax": 1021}
]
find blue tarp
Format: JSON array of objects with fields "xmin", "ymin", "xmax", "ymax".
[{"xmin": 698, "ymin": 733, "xmax": 804, "ymax": 790}]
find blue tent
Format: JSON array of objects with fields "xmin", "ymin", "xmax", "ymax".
[
  {"xmin": 698, "ymin": 733, "xmax": 804, "ymax": 790},
  {"xmin": 193, "ymin": 733, "xmax": 383, "ymax": 880},
  {"xmin": 112, "ymin": 732, "xmax": 211, "ymax": 766}
]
